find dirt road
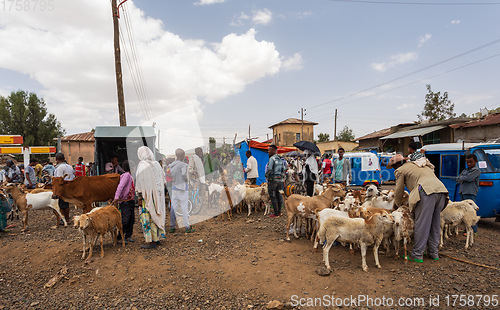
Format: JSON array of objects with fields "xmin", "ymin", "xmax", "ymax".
[{"xmin": 1, "ymin": 205, "xmax": 499, "ymax": 309}]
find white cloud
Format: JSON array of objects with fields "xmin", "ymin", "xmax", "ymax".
[
  {"xmin": 282, "ymin": 53, "xmax": 303, "ymax": 71},
  {"xmin": 252, "ymin": 8, "xmax": 272, "ymax": 25},
  {"xmin": 371, "ymin": 52, "xmax": 418, "ymax": 72},
  {"xmin": 0, "ymin": 1, "xmax": 284, "ymax": 134},
  {"xmin": 194, "ymin": 0, "xmax": 226, "ymax": 5},
  {"xmin": 451, "ymin": 20, "xmax": 461, "ymax": 24},
  {"xmin": 231, "ymin": 12, "xmax": 250, "ymax": 27},
  {"xmin": 291, "ymin": 11, "xmax": 313, "ymax": 19},
  {"xmin": 418, "ymin": 34, "xmax": 432, "ymax": 47},
  {"xmin": 396, "ymin": 103, "xmax": 415, "ymax": 110}
]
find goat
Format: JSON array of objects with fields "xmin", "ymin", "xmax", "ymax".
[{"xmin": 3, "ymin": 184, "xmax": 66, "ymax": 231}]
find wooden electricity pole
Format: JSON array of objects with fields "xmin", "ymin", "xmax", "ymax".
[{"xmin": 112, "ymin": 0, "xmax": 127, "ymax": 126}]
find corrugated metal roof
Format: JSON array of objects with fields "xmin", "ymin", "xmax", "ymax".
[
  {"xmin": 381, "ymin": 125, "xmax": 446, "ymax": 140},
  {"xmin": 269, "ymin": 118, "xmax": 318, "ymax": 128},
  {"xmin": 60, "ymin": 131, "xmax": 94, "ymax": 142},
  {"xmin": 450, "ymin": 113, "xmax": 500, "ymax": 129},
  {"xmin": 355, "ymin": 128, "xmax": 392, "ymax": 141},
  {"xmin": 94, "ymin": 126, "xmax": 155, "ymax": 138}
]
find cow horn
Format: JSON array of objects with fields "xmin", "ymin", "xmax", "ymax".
[{"xmin": 62, "ymin": 173, "xmax": 70, "ymax": 179}]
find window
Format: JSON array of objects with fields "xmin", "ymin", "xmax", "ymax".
[
  {"xmin": 296, "ymin": 133, "xmax": 300, "ymax": 141},
  {"xmin": 422, "ymin": 131, "xmax": 440, "ymax": 145},
  {"xmin": 380, "ymin": 157, "xmax": 389, "ymax": 167},
  {"xmin": 278, "ymin": 133, "xmax": 281, "ymax": 141},
  {"xmin": 474, "ymin": 148, "xmax": 500, "ymax": 173},
  {"xmin": 441, "ymin": 154, "xmax": 459, "ymax": 178}
]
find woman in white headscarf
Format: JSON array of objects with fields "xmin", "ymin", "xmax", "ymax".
[
  {"xmin": 302, "ymin": 149, "xmax": 319, "ymax": 197},
  {"xmin": 135, "ymin": 146, "xmax": 166, "ymax": 249}
]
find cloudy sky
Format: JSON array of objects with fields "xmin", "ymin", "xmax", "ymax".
[{"xmin": 0, "ymin": 0, "xmax": 499, "ymax": 153}]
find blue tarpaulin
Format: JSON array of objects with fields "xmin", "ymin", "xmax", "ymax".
[{"xmin": 234, "ymin": 141, "xmax": 269, "ymax": 185}]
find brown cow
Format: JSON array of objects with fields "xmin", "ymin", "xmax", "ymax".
[{"xmin": 51, "ymin": 174, "xmax": 121, "ymax": 213}]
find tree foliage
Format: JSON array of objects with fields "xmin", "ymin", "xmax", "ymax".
[
  {"xmin": 418, "ymin": 84, "xmax": 456, "ymax": 121},
  {"xmin": 0, "ymin": 91, "xmax": 65, "ymax": 146},
  {"xmin": 317, "ymin": 133, "xmax": 330, "ymax": 143},
  {"xmin": 336, "ymin": 126, "xmax": 355, "ymax": 142}
]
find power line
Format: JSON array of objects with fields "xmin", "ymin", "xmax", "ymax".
[
  {"xmin": 118, "ymin": 2, "xmax": 153, "ymax": 121},
  {"xmin": 307, "ymin": 38, "xmax": 500, "ymax": 111},
  {"xmin": 330, "ymin": 0, "xmax": 500, "ymax": 5},
  {"xmin": 311, "ymin": 52, "xmax": 500, "ymax": 121}
]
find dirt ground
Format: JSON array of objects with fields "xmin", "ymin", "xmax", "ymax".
[{"xmin": 1, "ymin": 198, "xmax": 500, "ymax": 310}]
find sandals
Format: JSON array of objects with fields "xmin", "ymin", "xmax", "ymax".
[
  {"xmin": 403, "ymin": 255, "xmax": 423, "ymax": 263},
  {"xmin": 185, "ymin": 228, "xmax": 195, "ymax": 233},
  {"xmin": 423, "ymin": 252, "xmax": 440, "ymax": 261}
]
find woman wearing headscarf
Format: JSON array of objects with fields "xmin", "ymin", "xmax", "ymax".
[
  {"xmin": 135, "ymin": 146, "xmax": 166, "ymax": 249},
  {"xmin": 302, "ymin": 149, "xmax": 319, "ymax": 197}
]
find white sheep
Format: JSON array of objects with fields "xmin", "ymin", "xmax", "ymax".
[
  {"xmin": 392, "ymin": 206, "xmax": 414, "ymax": 259},
  {"xmin": 312, "ymin": 208, "xmax": 349, "ymax": 251},
  {"xmin": 241, "ymin": 185, "xmax": 270, "ymax": 216},
  {"xmin": 364, "ymin": 184, "xmax": 379, "ymax": 201},
  {"xmin": 440, "ymin": 200, "xmax": 480, "ymax": 249},
  {"xmin": 318, "ymin": 212, "xmax": 394, "ymax": 271}
]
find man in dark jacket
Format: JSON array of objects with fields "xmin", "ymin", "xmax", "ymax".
[
  {"xmin": 457, "ymin": 153, "xmax": 481, "ymax": 232},
  {"xmin": 265, "ymin": 145, "xmax": 285, "ymax": 218}
]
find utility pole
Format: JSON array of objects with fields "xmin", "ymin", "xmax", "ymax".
[
  {"xmin": 334, "ymin": 108, "xmax": 338, "ymax": 141},
  {"xmin": 299, "ymin": 108, "xmax": 306, "ymax": 141},
  {"xmin": 112, "ymin": 0, "xmax": 127, "ymax": 126},
  {"xmin": 248, "ymin": 125, "xmax": 251, "ymax": 140}
]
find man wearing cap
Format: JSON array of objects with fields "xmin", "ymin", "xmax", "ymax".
[{"xmin": 388, "ymin": 153, "xmax": 448, "ymax": 263}]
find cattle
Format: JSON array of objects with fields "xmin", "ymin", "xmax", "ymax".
[{"xmin": 51, "ymin": 174, "xmax": 121, "ymax": 213}]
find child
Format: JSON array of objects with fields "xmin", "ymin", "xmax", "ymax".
[
  {"xmin": 456, "ymin": 154, "xmax": 481, "ymax": 233},
  {"xmin": 406, "ymin": 141, "xmax": 425, "ymax": 162}
]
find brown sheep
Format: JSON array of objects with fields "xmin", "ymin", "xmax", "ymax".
[{"xmin": 74, "ymin": 205, "xmax": 124, "ymax": 259}]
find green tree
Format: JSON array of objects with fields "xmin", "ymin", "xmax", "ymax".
[
  {"xmin": 418, "ymin": 84, "xmax": 456, "ymax": 121},
  {"xmin": 336, "ymin": 126, "xmax": 355, "ymax": 142},
  {"xmin": 317, "ymin": 133, "xmax": 330, "ymax": 143},
  {"xmin": 0, "ymin": 90, "xmax": 65, "ymax": 146},
  {"xmin": 208, "ymin": 137, "xmax": 216, "ymax": 151}
]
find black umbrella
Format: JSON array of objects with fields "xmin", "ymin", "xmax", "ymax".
[
  {"xmin": 285, "ymin": 150, "xmax": 304, "ymax": 157},
  {"xmin": 293, "ymin": 141, "xmax": 321, "ymax": 155}
]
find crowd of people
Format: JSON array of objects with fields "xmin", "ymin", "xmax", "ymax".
[{"xmin": 0, "ymin": 142, "xmax": 483, "ymax": 262}]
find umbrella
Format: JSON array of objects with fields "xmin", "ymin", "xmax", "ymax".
[
  {"xmin": 285, "ymin": 150, "xmax": 304, "ymax": 157},
  {"xmin": 293, "ymin": 141, "xmax": 321, "ymax": 155}
]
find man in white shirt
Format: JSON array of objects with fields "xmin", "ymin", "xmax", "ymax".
[
  {"xmin": 54, "ymin": 153, "xmax": 75, "ymax": 224},
  {"xmin": 245, "ymin": 150, "xmax": 259, "ymax": 185}
]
